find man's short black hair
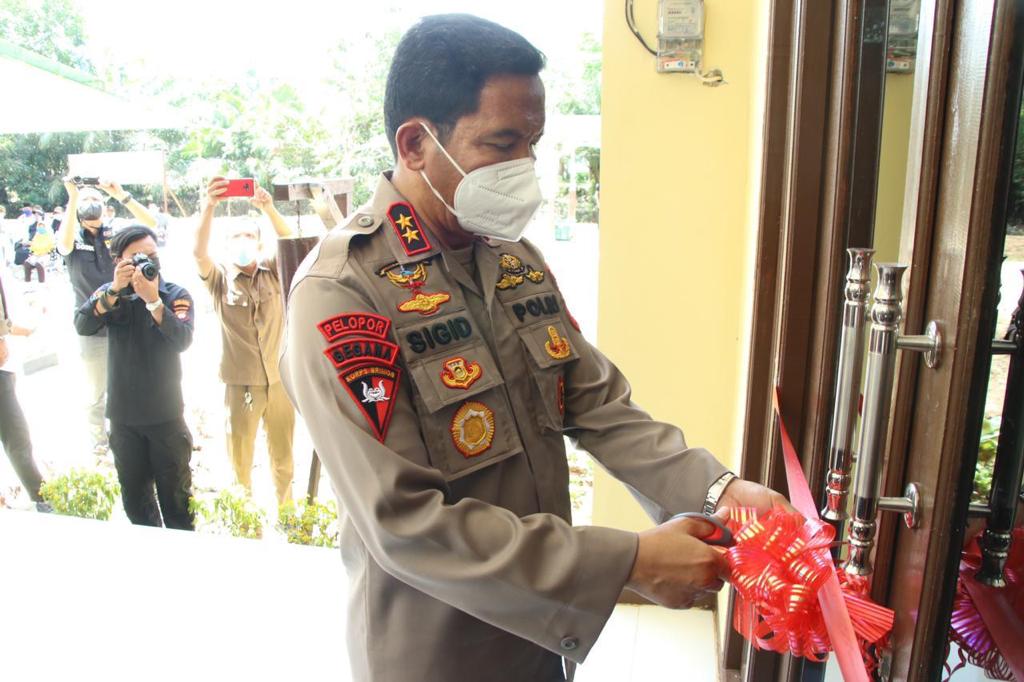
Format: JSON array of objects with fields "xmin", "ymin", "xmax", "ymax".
[
  {"xmin": 110, "ymin": 225, "xmax": 158, "ymax": 258},
  {"xmin": 384, "ymin": 14, "xmax": 546, "ymax": 157}
]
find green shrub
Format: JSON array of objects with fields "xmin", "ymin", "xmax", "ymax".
[
  {"xmin": 39, "ymin": 469, "xmax": 120, "ymax": 520},
  {"xmin": 972, "ymin": 415, "xmax": 1000, "ymax": 504},
  {"xmin": 276, "ymin": 498, "xmax": 339, "ymax": 548},
  {"xmin": 190, "ymin": 486, "xmax": 265, "ymax": 539}
]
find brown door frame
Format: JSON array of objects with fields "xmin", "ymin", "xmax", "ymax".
[
  {"xmin": 731, "ymin": 0, "xmax": 1024, "ymax": 680},
  {"xmin": 726, "ymin": 0, "xmax": 889, "ymax": 679}
]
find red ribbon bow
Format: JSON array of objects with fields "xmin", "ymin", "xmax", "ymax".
[{"xmin": 723, "ymin": 507, "xmax": 895, "ymax": 671}]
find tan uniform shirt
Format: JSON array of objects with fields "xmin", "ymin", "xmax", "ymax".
[
  {"xmin": 279, "ymin": 174, "xmax": 728, "ymax": 682},
  {"xmin": 203, "ymin": 258, "xmax": 284, "ymax": 386}
]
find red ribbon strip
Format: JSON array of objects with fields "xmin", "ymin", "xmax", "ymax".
[
  {"xmin": 722, "ymin": 390, "xmax": 895, "ymax": 680},
  {"xmin": 948, "ymin": 528, "xmax": 1024, "ymax": 681}
]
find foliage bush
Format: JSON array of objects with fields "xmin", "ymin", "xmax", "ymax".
[
  {"xmin": 39, "ymin": 468, "xmax": 120, "ymax": 520},
  {"xmin": 276, "ymin": 498, "xmax": 339, "ymax": 548},
  {"xmin": 972, "ymin": 415, "xmax": 1000, "ymax": 504},
  {"xmin": 190, "ymin": 486, "xmax": 265, "ymax": 540}
]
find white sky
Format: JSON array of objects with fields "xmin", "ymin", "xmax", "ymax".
[{"xmin": 79, "ymin": 0, "xmax": 604, "ymax": 95}]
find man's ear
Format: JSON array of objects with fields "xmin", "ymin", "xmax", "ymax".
[{"xmin": 395, "ymin": 120, "xmax": 430, "ymax": 172}]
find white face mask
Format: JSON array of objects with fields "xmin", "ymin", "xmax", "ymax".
[
  {"xmin": 418, "ymin": 123, "xmax": 543, "ymax": 242},
  {"xmin": 233, "ymin": 239, "xmax": 259, "ymax": 267}
]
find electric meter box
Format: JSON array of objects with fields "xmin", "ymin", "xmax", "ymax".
[{"xmin": 656, "ymin": 0, "xmax": 704, "ymax": 73}]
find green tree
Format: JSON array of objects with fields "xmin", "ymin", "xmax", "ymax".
[
  {"xmin": 0, "ymin": 0, "xmax": 91, "ymax": 71},
  {"xmin": 0, "ymin": 130, "xmax": 136, "ymax": 211}
]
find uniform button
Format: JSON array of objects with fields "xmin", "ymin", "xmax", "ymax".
[
  {"xmin": 357, "ymin": 215, "xmax": 374, "ymax": 227},
  {"xmin": 559, "ymin": 637, "xmax": 578, "ymax": 651}
]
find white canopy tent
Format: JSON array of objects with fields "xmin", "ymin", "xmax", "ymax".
[{"xmin": 0, "ymin": 40, "xmax": 184, "ymax": 134}]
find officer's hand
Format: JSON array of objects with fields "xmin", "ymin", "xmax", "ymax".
[
  {"xmin": 204, "ymin": 177, "xmax": 229, "ymax": 209},
  {"xmin": 132, "ymin": 267, "xmax": 159, "ymax": 305},
  {"xmin": 250, "ymin": 185, "xmax": 273, "ymax": 212},
  {"xmin": 112, "ymin": 259, "xmax": 135, "ymax": 292},
  {"xmin": 97, "ymin": 178, "xmax": 123, "ymax": 198},
  {"xmin": 717, "ymin": 478, "xmax": 796, "ymax": 516},
  {"xmin": 0, "ymin": 338, "xmax": 9, "ymax": 369},
  {"xmin": 63, "ymin": 176, "xmax": 79, "ymax": 201},
  {"xmin": 626, "ymin": 513, "xmax": 730, "ymax": 609}
]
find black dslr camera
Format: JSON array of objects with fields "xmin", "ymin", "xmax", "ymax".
[{"xmin": 132, "ymin": 253, "xmax": 159, "ymax": 281}]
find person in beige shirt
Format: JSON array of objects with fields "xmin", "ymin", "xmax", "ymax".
[
  {"xmin": 195, "ymin": 179, "xmax": 296, "ymax": 504},
  {"xmin": 281, "ymin": 15, "xmax": 792, "ymax": 682}
]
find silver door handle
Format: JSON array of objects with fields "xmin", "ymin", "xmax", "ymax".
[{"xmin": 844, "ymin": 263, "xmax": 935, "ymax": 577}]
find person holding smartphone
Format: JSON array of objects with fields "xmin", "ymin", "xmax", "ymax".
[{"xmin": 193, "ymin": 178, "xmax": 296, "ymax": 505}]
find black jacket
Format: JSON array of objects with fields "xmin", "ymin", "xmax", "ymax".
[{"xmin": 75, "ymin": 279, "xmax": 194, "ymax": 426}]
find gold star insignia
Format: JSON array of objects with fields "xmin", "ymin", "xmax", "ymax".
[
  {"xmin": 402, "ymin": 227, "xmax": 420, "ymax": 244},
  {"xmin": 395, "ymin": 214, "xmax": 413, "ymax": 230}
]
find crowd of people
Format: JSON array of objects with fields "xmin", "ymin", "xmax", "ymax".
[{"xmin": 0, "ymin": 177, "xmax": 296, "ymax": 527}]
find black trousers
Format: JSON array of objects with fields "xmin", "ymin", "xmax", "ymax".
[
  {"xmin": 0, "ymin": 370, "xmax": 43, "ymax": 502},
  {"xmin": 109, "ymin": 418, "xmax": 194, "ymax": 530}
]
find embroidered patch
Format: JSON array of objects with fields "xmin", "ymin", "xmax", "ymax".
[
  {"xmin": 398, "ymin": 291, "xmax": 452, "ymax": 316},
  {"xmin": 324, "ymin": 337, "xmax": 400, "ymax": 370},
  {"xmin": 510, "ymin": 294, "xmax": 560, "ymax": 324},
  {"xmin": 496, "ymin": 253, "xmax": 545, "ymax": 291},
  {"xmin": 338, "ymin": 363, "xmax": 402, "ymax": 442},
  {"xmin": 557, "ymin": 376, "xmax": 565, "ymax": 417},
  {"xmin": 450, "ymin": 401, "xmax": 495, "ymax": 457},
  {"xmin": 172, "ymin": 299, "xmax": 191, "ymax": 321},
  {"xmin": 318, "ymin": 312, "xmax": 391, "ymax": 343},
  {"xmin": 440, "ymin": 356, "xmax": 483, "ymax": 390},
  {"xmin": 544, "ymin": 325, "xmax": 572, "ymax": 360},
  {"xmin": 387, "ymin": 202, "xmax": 432, "ymax": 257},
  {"xmin": 406, "ymin": 316, "xmax": 474, "ymax": 354},
  {"xmin": 377, "ymin": 260, "xmax": 451, "ymax": 317}
]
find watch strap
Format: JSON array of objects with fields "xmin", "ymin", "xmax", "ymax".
[{"xmin": 703, "ymin": 471, "xmax": 738, "ymax": 514}]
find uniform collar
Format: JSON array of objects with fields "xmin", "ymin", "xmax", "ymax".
[
  {"xmin": 227, "ymin": 260, "xmax": 270, "ymax": 281},
  {"xmin": 370, "ymin": 172, "xmax": 443, "ymax": 266}
]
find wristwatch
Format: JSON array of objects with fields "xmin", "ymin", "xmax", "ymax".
[
  {"xmin": 145, "ymin": 299, "xmax": 164, "ymax": 312},
  {"xmin": 703, "ymin": 471, "xmax": 738, "ymax": 514},
  {"xmin": 119, "ymin": 192, "xmax": 133, "ymax": 204}
]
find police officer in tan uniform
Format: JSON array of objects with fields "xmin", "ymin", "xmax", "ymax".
[
  {"xmin": 281, "ymin": 14, "xmax": 791, "ymax": 682},
  {"xmin": 195, "ymin": 180, "xmax": 296, "ymax": 504}
]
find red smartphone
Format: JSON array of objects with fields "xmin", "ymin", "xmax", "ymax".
[{"xmin": 222, "ymin": 178, "xmax": 255, "ymax": 198}]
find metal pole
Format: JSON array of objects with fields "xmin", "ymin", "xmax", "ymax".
[
  {"xmin": 845, "ymin": 263, "xmax": 907, "ymax": 576},
  {"xmin": 822, "ymin": 248, "xmax": 874, "ymax": 521},
  {"xmin": 976, "ymin": 270, "xmax": 1024, "ymax": 586}
]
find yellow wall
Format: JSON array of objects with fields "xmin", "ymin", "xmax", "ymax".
[{"xmin": 593, "ymin": 0, "xmax": 768, "ymax": 531}]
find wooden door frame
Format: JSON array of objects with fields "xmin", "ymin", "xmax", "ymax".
[
  {"xmin": 726, "ymin": 0, "xmax": 890, "ymax": 679},
  {"xmin": 730, "ymin": 0, "xmax": 1023, "ymax": 680}
]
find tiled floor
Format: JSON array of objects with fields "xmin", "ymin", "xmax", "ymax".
[{"xmin": 3, "ymin": 510, "xmax": 718, "ymax": 682}]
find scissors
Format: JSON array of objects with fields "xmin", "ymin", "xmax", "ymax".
[{"xmin": 669, "ymin": 512, "xmax": 735, "ymax": 547}]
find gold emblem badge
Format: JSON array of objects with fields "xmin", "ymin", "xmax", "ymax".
[
  {"xmin": 397, "ymin": 291, "xmax": 452, "ymax": 316},
  {"xmin": 378, "ymin": 260, "xmax": 451, "ymax": 316},
  {"xmin": 544, "ymin": 326, "xmax": 572, "ymax": 360},
  {"xmin": 450, "ymin": 401, "xmax": 495, "ymax": 457},
  {"xmin": 496, "ymin": 253, "xmax": 545, "ymax": 290},
  {"xmin": 440, "ymin": 356, "xmax": 483, "ymax": 390}
]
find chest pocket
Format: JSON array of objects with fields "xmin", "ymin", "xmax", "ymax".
[
  {"xmin": 404, "ymin": 340, "xmax": 524, "ymax": 482},
  {"xmin": 516, "ymin": 318, "xmax": 579, "ymax": 433}
]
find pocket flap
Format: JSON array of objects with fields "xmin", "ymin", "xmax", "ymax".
[
  {"xmin": 516, "ymin": 319, "xmax": 579, "ymax": 369},
  {"xmin": 407, "ymin": 341, "xmax": 504, "ymax": 413}
]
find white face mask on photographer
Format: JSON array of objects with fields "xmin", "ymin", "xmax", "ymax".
[{"xmin": 418, "ymin": 123, "xmax": 543, "ymax": 242}]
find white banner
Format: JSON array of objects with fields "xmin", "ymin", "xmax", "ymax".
[{"xmin": 67, "ymin": 151, "xmax": 165, "ymax": 185}]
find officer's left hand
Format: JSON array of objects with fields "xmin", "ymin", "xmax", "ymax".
[
  {"xmin": 132, "ymin": 268, "xmax": 160, "ymax": 305},
  {"xmin": 250, "ymin": 185, "xmax": 274, "ymax": 213},
  {"xmin": 717, "ymin": 478, "xmax": 796, "ymax": 516}
]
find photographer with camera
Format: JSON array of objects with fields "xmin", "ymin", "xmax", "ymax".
[
  {"xmin": 74, "ymin": 226, "xmax": 195, "ymax": 530},
  {"xmin": 194, "ymin": 177, "xmax": 296, "ymax": 504},
  {"xmin": 58, "ymin": 176, "xmax": 156, "ymax": 457}
]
